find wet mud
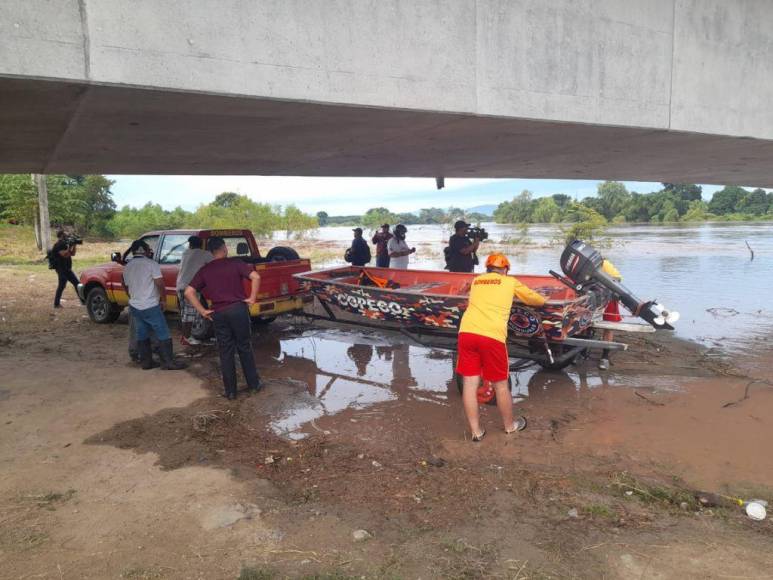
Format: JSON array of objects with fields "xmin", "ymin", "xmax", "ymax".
[{"xmin": 86, "ymin": 318, "xmax": 773, "ymax": 518}]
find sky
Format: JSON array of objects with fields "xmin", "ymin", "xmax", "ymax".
[{"xmin": 108, "ymin": 176, "xmax": 726, "ymax": 215}]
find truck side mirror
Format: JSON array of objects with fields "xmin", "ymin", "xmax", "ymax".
[{"xmin": 111, "ymin": 251, "xmax": 122, "ymax": 263}]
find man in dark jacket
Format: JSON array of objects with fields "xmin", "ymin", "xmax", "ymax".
[
  {"xmin": 51, "ymin": 230, "xmax": 79, "ymax": 308},
  {"xmin": 371, "ymin": 224, "xmax": 393, "ymax": 267},
  {"xmin": 447, "ymin": 220, "xmax": 480, "ymax": 273},
  {"xmin": 348, "ymin": 228, "xmax": 371, "ymax": 266}
]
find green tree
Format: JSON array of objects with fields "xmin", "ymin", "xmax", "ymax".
[
  {"xmin": 662, "ymin": 183, "xmax": 702, "ymax": 202},
  {"xmin": 559, "ymin": 203, "xmax": 607, "ymax": 244},
  {"xmin": 681, "ymin": 200, "xmax": 711, "ymax": 222},
  {"xmin": 418, "ymin": 207, "xmax": 447, "ymax": 224},
  {"xmin": 596, "ymin": 181, "xmax": 631, "ymax": 220},
  {"xmin": 283, "ymin": 204, "xmax": 318, "ymax": 239},
  {"xmin": 316, "ymin": 211, "xmax": 329, "ymax": 226},
  {"xmin": 212, "ymin": 192, "xmax": 241, "ymax": 208},
  {"xmin": 362, "ymin": 207, "xmax": 398, "ymax": 229},
  {"xmin": 493, "ymin": 190, "xmax": 534, "ymax": 223},
  {"xmin": 551, "ymin": 193, "xmax": 572, "ymax": 209},
  {"xmin": 531, "ymin": 197, "xmax": 561, "ymax": 223},
  {"xmin": 737, "ymin": 188, "xmax": 769, "ymax": 215},
  {"xmin": 708, "ymin": 186, "xmax": 746, "ymax": 215},
  {"xmin": 0, "ymin": 174, "xmax": 37, "ymax": 224}
]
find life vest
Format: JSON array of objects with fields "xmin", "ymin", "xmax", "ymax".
[{"xmin": 358, "ymin": 270, "xmax": 400, "ymax": 289}]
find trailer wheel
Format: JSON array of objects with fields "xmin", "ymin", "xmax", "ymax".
[
  {"xmin": 191, "ymin": 316, "xmax": 214, "ymax": 340},
  {"xmin": 266, "ymin": 246, "xmax": 299, "ymax": 262},
  {"xmin": 252, "ymin": 316, "xmax": 277, "ymax": 326},
  {"xmin": 86, "ymin": 286, "xmax": 121, "ymax": 323}
]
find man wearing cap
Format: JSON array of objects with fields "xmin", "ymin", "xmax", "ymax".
[
  {"xmin": 372, "ymin": 224, "xmax": 393, "ymax": 268},
  {"xmin": 447, "ymin": 221, "xmax": 480, "ymax": 273},
  {"xmin": 122, "ymin": 240, "xmax": 187, "ymax": 371},
  {"xmin": 456, "ymin": 253, "xmax": 546, "ymax": 441},
  {"xmin": 176, "ymin": 235, "xmax": 214, "ymax": 346},
  {"xmin": 387, "ymin": 224, "xmax": 415, "ymax": 269},
  {"xmin": 348, "ymin": 228, "xmax": 371, "ymax": 266}
]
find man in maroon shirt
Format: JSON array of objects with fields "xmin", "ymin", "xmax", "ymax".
[{"xmin": 184, "ymin": 237, "xmax": 261, "ymax": 400}]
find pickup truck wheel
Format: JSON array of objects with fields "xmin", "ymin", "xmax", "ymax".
[
  {"xmin": 265, "ymin": 246, "xmax": 299, "ymax": 262},
  {"xmin": 86, "ymin": 286, "xmax": 121, "ymax": 323},
  {"xmin": 191, "ymin": 316, "xmax": 214, "ymax": 341}
]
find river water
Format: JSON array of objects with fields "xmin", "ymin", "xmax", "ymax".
[{"xmin": 278, "ymin": 221, "xmax": 773, "ymax": 352}]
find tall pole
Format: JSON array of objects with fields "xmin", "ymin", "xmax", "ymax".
[{"xmin": 33, "ymin": 174, "xmax": 51, "ymax": 252}]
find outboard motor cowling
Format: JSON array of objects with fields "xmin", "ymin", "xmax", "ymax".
[{"xmin": 558, "ymin": 240, "xmax": 679, "ymax": 330}]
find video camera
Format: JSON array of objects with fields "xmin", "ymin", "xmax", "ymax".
[
  {"xmin": 467, "ymin": 226, "xmax": 489, "ymax": 241},
  {"xmin": 62, "ymin": 235, "xmax": 83, "ymax": 247}
]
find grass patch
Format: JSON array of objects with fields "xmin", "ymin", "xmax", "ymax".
[
  {"xmin": 582, "ymin": 504, "xmax": 614, "ymax": 519},
  {"xmin": 121, "ymin": 567, "xmax": 168, "ymax": 579},
  {"xmin": 435, "ymin": 539, "xmax": 499, "ymax": 580},
  {"xmin": 238, "ymin": 568, "xmax": 277, "ymax": 580},
  {"xmin": 611, "ymin": 472, "xmax": 699, "ymax": 511},
  {"xmin": 27, "ymin": 489, "xmax": 77, "ymax": 510}
]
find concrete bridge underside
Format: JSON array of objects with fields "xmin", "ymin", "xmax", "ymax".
[{"xmin": 3, "ymin": 0, "xmax": 773, "ymax": 184}]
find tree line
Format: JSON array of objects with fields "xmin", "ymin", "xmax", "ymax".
[
  {"xmin": 316, "ymin": 207, "xmax": 490, "ymax": 228},
  {"xmin": 493, "ymin": 182, "xmax": 773, "ymax": 225},
  {"xmin": 0, "ymin": 175, "xmax": 319, "ymax": 240}
]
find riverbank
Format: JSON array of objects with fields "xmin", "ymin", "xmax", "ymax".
[{"xmin": 1, "ymin": 265, "xmax": 772, "ymax": 579}]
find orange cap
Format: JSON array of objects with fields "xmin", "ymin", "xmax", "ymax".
[{"xmin": 485, "ymin": 253, "xmax": 510, "ymax": 270}]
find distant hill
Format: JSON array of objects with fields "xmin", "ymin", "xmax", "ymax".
[{"xmin": 466, "ymin": 204, "xmax": 496, "ymax": 216}]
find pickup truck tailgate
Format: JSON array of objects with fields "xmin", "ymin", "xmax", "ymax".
[{"xmin": 249, "ymin": 259, "xmax": 312, "ymax": 299}]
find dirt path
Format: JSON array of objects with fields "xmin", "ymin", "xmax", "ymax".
[{"xmin": 1, "ymin": 267, "xmax": 772, "ymax": 579}]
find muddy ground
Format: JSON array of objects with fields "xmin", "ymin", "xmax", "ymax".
[{"xmin": 1, "ymin": 266, "xmax": 773, "ymax": 579}]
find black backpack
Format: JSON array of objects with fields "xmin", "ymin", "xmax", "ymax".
[{"xmin": 443, "ymin": 246, "xmax": 452, "ymax": 270}]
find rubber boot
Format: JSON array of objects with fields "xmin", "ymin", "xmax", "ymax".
[
  {"xmin": 159, "ymin": 339, "xmax": 187, "ymax": 370},
  {"xmin": 137, "ymin": 339, "xmax": 158, "ymax": 370}
]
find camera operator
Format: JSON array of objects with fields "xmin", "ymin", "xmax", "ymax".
[
  {"xmin": 51, "ymin": 230, "xmax": 81, "ymax": 308},
  {"xmin": 446, "ymin": 220, "xmax": 480, "ymax": 273}
]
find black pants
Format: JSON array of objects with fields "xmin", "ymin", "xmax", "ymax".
[
  {"xmin": 376, "ymin": 254, "xmax": 390, "ymax": 268},
  {"xmin": 213, "ymin": 302, "xmax": 260, "ymax": 395},
  {"xmin": 54, "ymin": 268, "xmax": 79, "ymax": 306}
]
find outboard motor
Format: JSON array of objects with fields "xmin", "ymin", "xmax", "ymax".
[{"xmin": 555, "ymin": 240, "xmax": 679, "ymax": 330}]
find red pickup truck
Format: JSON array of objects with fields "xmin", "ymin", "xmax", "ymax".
[{"xmin": 77, "ymin": 229, "xmax": 311, "ymax": 335}]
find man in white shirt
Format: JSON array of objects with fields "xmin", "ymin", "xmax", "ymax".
[
  {"xmin": 176, "ymin": 236, "xmax": 214, "ymax": 345},
  {"xmin": 123, "ymin": 240, "xmax": 186, "ymax": 371},
  {"xmin": 387, "ymin": 224, "xmax": 415, "ymax": 269}
]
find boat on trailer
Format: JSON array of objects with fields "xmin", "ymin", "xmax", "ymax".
[
  {"xmin": 294, "ymin": 241, "xmax": 679, "ymax": 371},
  {"xmin": 295, "ymin": 266, "xmax": 615, "ymax": 370}
]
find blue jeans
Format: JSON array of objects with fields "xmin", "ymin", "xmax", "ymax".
[{"xmin": 130, "ymin": 305, "xmax": 171, "ymax": 341}]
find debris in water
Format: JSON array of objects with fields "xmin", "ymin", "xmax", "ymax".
[{"xmin": 706, "ymin": 307, "xmax": 739, "ymax": 318}]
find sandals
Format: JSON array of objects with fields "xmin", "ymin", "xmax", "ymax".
[
  {"xmin": 506, "ymin": 416, "xmax": 528, "ymax": 434},
  {"xmin": 471, "ymin": 429, "xmax": 486, "ymax": 442}
]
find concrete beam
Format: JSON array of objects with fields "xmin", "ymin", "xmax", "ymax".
[
  {"xmin": 2, "ymin": 78, "xmax": 773, "ymax": 187},
  {"xmin": 2, "ymin": 1, "xmax": 773, "ymax": 179}
]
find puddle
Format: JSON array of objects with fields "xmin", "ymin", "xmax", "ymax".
[
  {"xmin": 246, "ymin": 322, "xmax": 708, "ymax": 440},
  {"xmin": 251, "ymin": 326, "xmax": 458, "ymax": 439}
]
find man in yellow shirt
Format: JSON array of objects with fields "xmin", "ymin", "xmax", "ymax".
[{"xmin": 457, "ymin": 253, "xmax": 547, "ymax": 441}]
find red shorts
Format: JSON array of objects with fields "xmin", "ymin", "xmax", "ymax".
[
  {"xmin": 456, "ymin": 332, "xmax": 509, "ymax": 382},
  {"xmin": 603, "ymin": 300, "xmax": 622, "ymax": 322}
]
